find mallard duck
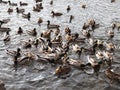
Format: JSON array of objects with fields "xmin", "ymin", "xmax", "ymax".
[
  {"xmin": 112, "ymin": 23, "xmax": 116, "ymax": 30},
  {"xmin": 50, "ymin": 0, "xmax": 53, "ymax": 5},
  {"xmin": 7, "ymin": 8, "xmax": 13, "ymax": 14},
  {"xmin": 27, "ymin": 28, "xmax": 37, "ymax": 36},
  {"xmin": 95, "ymin": 51, "xmax": 104, "ymax": 60},
  {"xmin": 41, "ymin": 30, "xmax": 53, "ymax": 39},
  {"xmin": 19, "ymin": 1, "xmax": 28, "ymax": 6},
  {"xmin": 111, "ymin": 0, "xmax": 115, "ymax": 3},
  {"xmin": 16, "ymin": 7, "xmax": 25, "ymax": 13},
  {"xmin": 51, "ymin": 11, "xmax": 63, "ymax": 17},
  {"xmin": 81, "ymin": 30, "xmax": 91, "ymax": 38},
  {"xmin": 33, "ymin": 39, "xmax": 39, "ymax": 48},
  {"xmin": 37, "ymin": 17, "xmax": 43, "ymax": 26},
  {"xmin": 35, "ymin": 0, "xmax": 42, "ymax": 3},
  {"xmin": 22, "ymin": 12, "xmax": 31, "ymax": 21},
  {"xmin": 47, "ymin": 20, "xmax": 60, "ymax": 29},
  {"xmin": 82, "ymin": 23, "xmax": 89, "ymax": 30},
  {"xmin": 105, "ymin": 42, "xmax": 116, "ymax": 52},
  {"xmin": 0, "ymin": 27, "xmax": 11, "ymax": 32},
  {"xmin": 81, "ymin": 4, "xmax": 86, "ymax": 9},
  {"xmin": 72, "ymin": 44, "xmax": 84, "ymax": 58},
  {"xmin": 87, "ymin": 55, "xmax": 103, "ymax": 76},
  {"xmin": 105, "ymin": 68, "xmax": 120, "ymax": 83},
  {"xmin": 8, "ymin": 1, "xmax": 17, "ymax": 6},
  {"xmin": 33, "ymin": 6, "xmax": 40, "ymax": 12},
  {"xmin": 17, "ymin": 27, "xmax": 23, "ymax": 35},
  {"xmin": 21, "ymin": 40, "xmax": 32, "ymax": 49},
  {"xmin": 52, "ymin": 35, "xmax": 62, "ymax": 43},
  {"xmin": 3, "ymin": 31, "xmax": 10, "ymax": 42},
  {"xmin": 65, "ymin": 33, "xmax": 73, "ymax": 43},
  {"xmin": 96, "ymin": 39, "xmax": 104, "ymax": 49},
  {"xmin": 36, "ymin": 3, "xmax": 43, "ymax": 9},
  {"xmin": 106, "ymin": 30, "xmax": 114, "ymax": 40},
  {"xmin": 69, "ymin": 15, "xmax": 74, "ymax": 23},
  {"xmin": 64, "ymin": 27, "xmax": 71, "ymax": 34},
  {"xmin": 6, "ymin": 48, "xmax": 21, "ymax": 58},
  {"xmin": 67, "ymin": 5, "xmax": 71, "ymax": 12},
  {"xmin": 55, "ymin": 65, "xmax": 71, "ymax": 76},
  {"xmin": 2, "ymin": 18, "xmax": 10, "ymax": 24}
]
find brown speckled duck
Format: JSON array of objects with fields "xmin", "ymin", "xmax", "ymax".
[{"xmin": 7, "ymin": 8, "xmax": 13, "ymax": 14}]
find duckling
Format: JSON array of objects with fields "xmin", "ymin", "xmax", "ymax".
[
  {"xmin": 51, "ymin": 11, "xmax": 63, "ymax": 17},
  {"xmin": 33, "ymin": 6, "xmax": 40, "ymax": 12},
  {"xmin": 16, "ymin": 7, "xmax": 25, "ymax": 13},
  {"xmin": 55, "ymin": 65, "xmax": 71, "ymax": 76},
  {"xmin": 17, "ymin": 27, "xmax": 23, "ymax": 35},
  {"xmin": 69, "ymin": 15, "xmax": 74, "ymax": 23},
  {"xmin": 22, "ymin": 12, "xmax": 31, "ymax": 21},
  {"xmin": 3, "ymin": 31, "xmax": 10, "ymax": 42},
  {"xmin": 105, "ymin": 68, "xmax": 120, "ymax": 83},
  {"xmin": 35, "ymin": 0, "xmax": 42, "ymax": 3},
  {"xmin": 41, "ymin": 29, "xmax": 53, "ymax": 39},
  {"xmin": 19, "ymin": 1, "xmax": 28, "ymax": 6},
  {"xmin": 67, "ymin": 5, "xmax": 71, "ymax": 12},
  {"xmin": 111, "ymin": 0, "xmax": 115, "ymax": 3},
  {"xmin": 87, "ymin": 56, "xmax": 103, "ymax": 76},
  {"xmin": 27, "ymin": 28, "xmax": 37, "ymax": 36},
  {"xmin": 6, "ymin": 48, "xmax": 21, "ymax": 58},
  {"xmin": 37, "ymin": 17, "xmax": 43, "ymax": 26},
  {"xmin": 50, "ymin": 0, "xmax": 53, "ymax": 5},
  {"xmin": 8, "ymin": 1, "xmax": 17, "ymax": 6},
  {"xmin": 72, "ymin": 44, "xmax": 83, "ymax": 58},
  {"xmin": 47, "ymin": 20, "xmax": 60, "ymax": 29},
  {"xmin": 7, "ymin": 8, "xmax": 13, "ymax": 14}
]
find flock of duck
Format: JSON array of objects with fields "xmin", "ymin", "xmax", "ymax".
[{"xmin": 0, "ymin": 0, "xmax": 120, "ymax": 86}]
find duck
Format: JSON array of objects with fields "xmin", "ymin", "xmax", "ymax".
[
  {"xmin": 105, "ymin": 68, "xmax": 120, "ymax": 83},
  {"xmin": 96, "ymin": 39, "xmax": 104, "ymax": 49},
  {"xmin": 51, "ymin": 11, "xmax": 63, "ymax": 17},
  {"xmin": 47, "ymin": 20, "xmax": 60, "ymax": 29},
  {"xmin": 35, "ymin": 0, "xmax": 42, "ymax": 3},
  {"xmin": 33, "ymin": 39, "xmax": 39, "ymax": 48},
  {"xmin": 81, "ymin": 30, "xmax": 91, "ymax": 39},
  {"xmin": 33, "ymin": 6, "xmax": 40, "ymax": 12},
  {"xmin": 19, "ymin": 1, "xmax": 28, "ymax": 6},
  {"xmin": 95, "ymin": 51, "xmax": 104, "ymax": 60},
  {"xmin": 112, "ymin": 23, "xmax": 116, "ymax": 30},
  {"xmin": 1, "ymin": 18, "xmax": 10, "ymax": 24},
  {"xmin": 106, "ymin": 30, "xmax": 114, "ymax": 40},
  {"xmin": 6, "ymin": 48, "xmax": 21, "ymax": 58},
  {"xmin": 27, "ymin": 28, "xmax": 37, "ymax": 36},
  {"xmin": 72, "ymin": 44, "xmax": 84, "ymax": 58},
  {"xmin": 50, "ymin": 0, "xmax": 53, "ymax": 5},
  {"xmin": 64, "ymin": 27, "xmax": 71, "ymax": 34},
  {"xmin": 36, "ymin": 3, "xmax": 43, "ymax": 9},
  {"xmin": 87, "ymin": 55, "xmax": 103, "ymax": 76},
  {"xmin": 41, "ymin": 29, "xmax": 53, "ymax": 39},
  {"xmin": 111, "ymin": 0, "xmax": 115, "ymax": 3},
  {"xmin": 82, "ymin": 23, "xmax": 89, "ymax": 30},
  {"xmin": 16, "ymin": 7, "xmax": 25, "ymax": 13},
  {"xmin": 17, "ymin": 27, "xmax": 23, "ymax": 35},
  {"xmin": 37, "ymin": 17, "xmax": 43, "ymax": 26},
  {"xmin": 65, "ymin": 33, "xmax": 73, "ymax": 43},
  {"xmin": 52, "ymin": 35, "xmax": 62, "ymax": 43},
  {"xmin": 69, "ymin": 15, "xmax": 74, "ymax": 23},
  {"xmin": 105, "ymin": 42, "xmax": 116, "ymax": 52},
  {"xmin": 7, "ymin": 8, "xmax": 13, "ymax": 14},
  {"xmin": 22, "ymin": 12, "xmax": 31, "ymax": 21},
  {"xmin": 55, "ymin": 64, "xmax": 71, "ymax": 76},
  {"xmin": 81, "ymin": 4, "xmax": 86, "ymax": 9},
  {"xmin": 21, "ymin": 39, "xmax": 32, "ymax": 49},
  {"xmin": 8, "ymin": 1, "xmax": 17, "ymax": 6},
  {"xmin": 3, "ymin": 31, "xmax": 10, "ymax": 42},
  {"xmin": 67, "ymin": 5, "xmax": 71, "ymax": 12},
  {"xmin": 0, "ymin": 27, "xmax": 11, "ymax": 32}
]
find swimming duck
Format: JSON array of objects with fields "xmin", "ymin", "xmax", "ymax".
[
  {"xmin": 81, "ymin": 30, "xmax": 91, "ymax": 39},
  {"xmin": 106, "ymin": 30, "xmax": 114, "ymax": 40},
  {"xmin": 105, "ymin": 68, "xmax": 120, "ymax": 83},
  {"xmin": 51, "ymin": 11, "xmax": 63, "ymax": 17},
  {"xmin": 47, "ymin": 20, "xmax": 60, "ymax": 29},
  {"xmin": 6, "ymin": 48, "xmax": 21, "ymax": 58},
  {"xmin": 8, "ymin": 1, "xmax": 17, "ymax": 6},
  {"xmin": 0, "ymin": 27, "xmax": 11, "ymax": 32},
  {"xmin": 33, "ymin": 6, "xmax": 40, "ymax": 12},
  {"xmin": 35, "ymin": 0, "xmax": 42, "ymax": 3},
  {"xmin": 64, "ymin": 27, "xmax": 71, "ymax": 34},
  {"xmin": 95, "ymin": 51, "xmax": 104, "ymax": 60},
  {"xmin": 72, "ymin": 44, "xmax": 84, "ymax": 58},
  {"xmin": 111, "ymin": 0, "xmax": 115, "ymax": 3},
  {"xmin": 65, "ymin": 33, "xmax": 73, "ymax": 43},
  {"xmin": 105, "ymin": 42, "xmax": 116, "ymax": 52},
  {"xmin": 21, "ymin": 39, "xmax": 32, "ymax": 49},
  {"xmin": 19, "ymin": 1, "xmax": 28, "ymax": 6},
  {"xmin": 17, "ymin": 27, "xmax": 23, "ymax": 35},
  {"xmin": 36, "ymin": 3, "xmax": 43, "ymax": 9},
  {"xmin": 112, "ymin": 23, "xmax": 116, "ymax": 30},
  {"xmin": 37, "ymin": 17, "xmax": 43, "ymax": 26},
  {"xmin": 87, "ymin": 55, "xmax": 103, "ymax": 76},
  {"xmin": 81, "ymin": 4, "xmax": 86, "ymax": 9},
  {"xmin": 52, "ymin": 35, "xmax": 62, "ymax": 43},
  {"xmin": 16, "ymin": 7, "xmax": 25, "ymax": 13},
  {"xmin": 50, "ymin": 0, "xmax": 53, "ymax": 5},
  {"xmin": 69, "ymin": 15, "xmax": 74, "ymax": 23},
  {"xmin": 7, "ymin": 8, "xmax": 13, "ymax": 14},
  {"xmin": 22, "ymin": 12, "xmax": 31, "ymax": 21},
  {"xmin": 55, "ymin": 64, "xmax": 71, "ymax": 76},
  {"xmin": 67, "ymin": 5, "xmax": 71, "ymax": 12},
  {"xmin": 27, "ymin": 28, "xmax": 37, "ymax": 36},
  {"xmin": 82, "ymin": 23, "xmax": 89, "ymax": 30},
  {"xmin": 3, "ymin": 31, "xmax": 10, "ymax": 42},
  {"xmin": 33, "ymin": 39, "xmax": 39, "ymax": 48},
  {"xmin": 96, "ymin": 39, "xmax": 104, "ymax": 49},
  {"xmin": 2, "ymin": 18, "xmax": 10, "ymax": 24},
  {"xmin": 41, "ymin": 29, "xmax": 53, "ymax": 39}
]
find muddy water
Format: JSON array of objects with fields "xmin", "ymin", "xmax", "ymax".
[{"xmin": 0, "ymin": 0, "xmax": 120, "ymax": 90}]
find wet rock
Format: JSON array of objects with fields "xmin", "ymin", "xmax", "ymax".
[{"xmin": 0, "ymin": 80, "xmax": 6, "ymax": 90}]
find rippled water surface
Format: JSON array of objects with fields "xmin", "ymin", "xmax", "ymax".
[{"xmin": 0, "ymin": 0, "xmax": 120, "ymax": 90}]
